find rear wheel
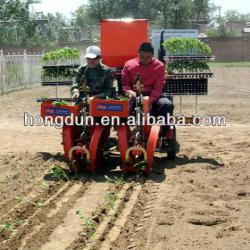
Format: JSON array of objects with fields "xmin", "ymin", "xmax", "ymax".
[
  {"xmin": 166, "ymin": 127, "xmax": 176, "ymax": 160},
  {"xmin": 159, "ymin": 126, "xmax": 177, "ymax": 160}
]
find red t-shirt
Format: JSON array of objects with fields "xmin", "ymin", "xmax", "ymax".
[{"xmin": 122, "ymin": 57, "xmax": 165, "ymax": 104}]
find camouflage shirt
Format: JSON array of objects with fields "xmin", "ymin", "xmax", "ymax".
[{"xmin": 71, "ymin": 63, "xmax": 114, "ymax": 99}]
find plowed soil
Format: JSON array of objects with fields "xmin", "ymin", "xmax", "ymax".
[{"xmin": 0, "ymin": 67, "xmax": 249, "ymax": 250}]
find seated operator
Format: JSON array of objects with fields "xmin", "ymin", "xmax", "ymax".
[
  {"xmin": 122, "ymin": 42, "xmax": 174, "ymax": 137},
  {"xmin": 71, "ymin": 46, "xmax": 114, "ymax": 100}
]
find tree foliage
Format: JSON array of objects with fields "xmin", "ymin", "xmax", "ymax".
[
  {"xmin": 81, "ymin": 0, "xmax": 212, "ymax": 29},
  {"xmin": 1, "ymin": 0, "xmax": 250, "ymax": 47},
  {"xmin": 0, "ymin": 0, "xmax": 39, "ymax": 45},
  {"xmin": 206, "ymin": 10, "xmax": 250, "ymax": 37},
  {"xmin": 0, "ymin": 1, "xmax": 78, "ymax": 47}
]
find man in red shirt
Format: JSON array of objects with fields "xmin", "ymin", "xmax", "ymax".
[{"xmin": 122, "ymin": 42, "xmax": 174, "ymax": 137}]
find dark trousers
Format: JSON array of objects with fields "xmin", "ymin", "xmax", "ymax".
[
  {"xmin": 129, "ymin": 96, "xmax": 174, "ymax": 137},
  {"xmin": 150, "ymin": 96, "xmax": 174, "ymax": 136}
]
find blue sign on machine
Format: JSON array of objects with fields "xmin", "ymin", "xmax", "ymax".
[
  {"xmin": 45, "ymin": 107, "xmax": 71, "ymax": 116},
  {"xmin": 97, "ymin": 103, "xmax": 123, "ymax": 112}
]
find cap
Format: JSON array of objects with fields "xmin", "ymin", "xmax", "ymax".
[{"xmin": 84, "ymin": 46, "xmax": 101, "ymax": 59}]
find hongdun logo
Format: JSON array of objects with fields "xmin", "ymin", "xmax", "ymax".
[
  {"xmin": 46, "ymin": 107, "xmax": 70, "ymax": 116},
  {"xmin": 97, "ymin": 103, "xmax": 123, "ymax": 112}
]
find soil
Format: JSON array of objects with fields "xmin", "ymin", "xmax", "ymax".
[{"xmin": 0, "ymin": 67, "xmax": 249, "ymax": 250}]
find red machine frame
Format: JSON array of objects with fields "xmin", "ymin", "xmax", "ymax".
[
  {"xmin": 41, "ymin": 96, "xmax": 174, "ymax": 174},
  {"xmin": 39, "ymin": 19, "xmax": 208, "ymax": 174}
]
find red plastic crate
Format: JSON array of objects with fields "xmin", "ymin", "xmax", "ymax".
[
  {"xmin": 89, "ymin": 99, "xmax": 130, "ymax": 118},
  {"xmin": 41, "ymin": 102, "xmax": 80, "ymax": 122}
]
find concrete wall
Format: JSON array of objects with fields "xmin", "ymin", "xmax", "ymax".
[
  {"xmin": 1, "ymin": 38, "xmax": 250, "ymax": 62},
  {"xmin": 201, "ymin": 36, "xmax": 250, "ymax": 62}
]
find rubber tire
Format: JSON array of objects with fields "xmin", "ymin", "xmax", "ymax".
[{"xmin": 167, "ymin": 126, "xmax": 176, "ymax": 160}]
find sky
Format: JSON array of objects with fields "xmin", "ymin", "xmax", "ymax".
[
  {"xmin": 31, "ymin": 0, "xmax": 250, "ymax": 18},
  {"xmin": 31, "ymin": 0, "xmax": 87, "ymax": 18}
]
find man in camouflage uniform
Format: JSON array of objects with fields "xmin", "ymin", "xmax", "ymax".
[{"xmin": 71, "ymin": 46, "xmax": 114, "ymax": 100}]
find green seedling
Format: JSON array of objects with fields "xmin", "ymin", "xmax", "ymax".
[
  {"xmin": 1, "ymin": 220, "xmax": 23, "ymax": 232},
  {"xmin": 52, "ymin": 100, "xmax": 71, "ymax": 107},
  {"xmin": 163, "ymin": 38, "xmax": 212, "ymax": 56},
  {"xmin": 76, "ymin": 209, "xmax": 96, "ymax": 241},
  {"xmin": 104, "ymin": 175, "xmax": 125, "ymax": 185},
  {"xmin": 76, "ymin": 210, "xmax": 95, "ymax": 228},
  {"xmin": 15, "ymin": 196, "xmax": 44, "ymax": 208},
  {"xmin": 84, "ymin": 218, "xmax": 96, "ymax": 229},
  {"xmin": 4, "ymin": 175, "xmax": 11, "ymax": 185},
  {"xmin": 1, "ymin": 223, "xmax": 15, "ymax": 232},
  {"xmin": 47, "ymin": 165, "xmax": 69, "ymax": 181},
  {"xmin": 41, "ymin": 181, "xmax": 49, "ymax": 188},
  {"xmin": 15, "ymin": 196, "xmax": 24, "ymax": 203},
  {"xmin": 36, "ymin": 202, "xmax": 45, "ymax": 208},
  {"xmin": 134, "ymin": 160, "xmax": 147, "ymax": 177},
  {"xmin": 76, "ymin": 209, "xmax": 85, "ymax": 219},
  {"xmin": 106, "ymin": 93, "xmax": 130, "ymax": 101},
  {"xmin": 42, "ymin": 47, "xmax": 80, "ymax": 62},
  {"xmin": 80, "ymin": 231, "xmax": 96, "ymax": 240},
  {"xmin": 105, "ymin": 191, "xmax": 118, "ymax": 210}
]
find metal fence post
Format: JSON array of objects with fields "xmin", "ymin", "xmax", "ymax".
[
  {"xmin": 23, "ymin": 49, "xmax": 29, "ymax": 87},
  {"xmin": 0, "ymin": 50, "xmax": 5, "ymax": 95},
  {"xmin": 80, "ymin": 49, "xmax": 85, "ymax": 65}
]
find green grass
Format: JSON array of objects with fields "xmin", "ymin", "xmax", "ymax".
[{"xmin": 208, "ymin": 61, "xmax": 250, "ymax": 67}]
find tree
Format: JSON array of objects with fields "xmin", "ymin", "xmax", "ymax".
[
  {"xmin": 192, "ymin": 0, "xmax": 210, "ymax": 22},
  {"xmin": 76, "ymin": 0, "xmax": 212, "ymax": 29},
  {"xmin": 86, "ymin": 0, "xmax": 142, "ymax": 20},
  {"xmin": 0, "ymin": 0, "xmax": 40, "ymax": 45},
  {"xmin": 206, "ymin": 10, "xmax": 250, "ymax": 37}
]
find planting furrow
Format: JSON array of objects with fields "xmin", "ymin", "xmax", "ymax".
[
  {"xmin": 0, "ymin": 180, "xmax": 68, "ymax": 243},
  {"xmin": 1, "ymin": 178, "xmax": 90, "ymax": 250},
  {"xmin": 67, "ymin": 177, "xmax": 146, "ymax": 250},
  {"xmin": 37, "ymin": 181, "xmax": 111, "ymax": 250},
  {"xmin": 111, "ymin": 180, "xmax": 161, "ymax": 250},
  {"xmin": 0, "ymin": 176, "xmax": 57, "ymax": 218},
  {"xmin": 82, "ymin": 182, "xmax": 134, "ymax": 250},
  {"xmin": 97, "ymin": 181, "xmax": 145, "ymax": 250},
  {"xmin": 0, "ymin": 152, "xmax": 68, "ymax": 217}
]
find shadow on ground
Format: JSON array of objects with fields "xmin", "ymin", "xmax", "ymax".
[{"xmin": 39, "ymin": 151, "xmax": 224, "ymax": 184}]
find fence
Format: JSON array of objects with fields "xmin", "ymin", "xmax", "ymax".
[
  {"xmin": 0, "ymin": 49, "xmax": 88, "ymax": 95},
  {"xmin": 0, "ymin": 50, "xmax": 43, "ymax": 95}
]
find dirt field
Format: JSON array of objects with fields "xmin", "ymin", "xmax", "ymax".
[{"xmin": 0, "ymin": 67, "xmax": 250, "ymax": 250}]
